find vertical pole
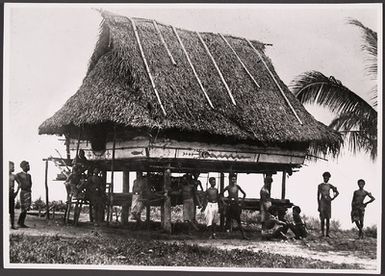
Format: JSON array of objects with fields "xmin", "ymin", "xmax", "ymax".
[
  {"xmin": 146, "ymin": 169, "xmax": 151, "ymax": 224},
  {"xmin": 162, "ymin": 166, "xmax": 172, "ymax": 233},
  {"xmin": 219, "ymin": 172, "xmax": 225, "ymax": 230},
  {"xmin": 101, "ymin": 170, "xmax": 107, "ymax": 222},
  {"xmin": 65, "ymin": 136, "xmax": 71, "ymax": 163},
  {"xmin": 108, "ymin": 126, "xmax": 117, "ymax": 224},
  {"xmin": 281, "ymin": 170, "xmax": 286, "ymax": 200},
  {"xmin": 45, "ymin": 160, "xmax": 49, "ymax": 220},
  {"xmin": 121, "ymin": 170, "xmax": 130, "ymax": 225}
]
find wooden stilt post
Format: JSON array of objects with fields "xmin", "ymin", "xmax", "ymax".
[
  {"xmin": 107, "ymin": 126, "xmax": 117, "ymax": 225},
  {"xmin": 101, "ymin": 170, "xmax": 107, "ymax": 222},
  {"xmin": 146, "ymin": 171, "xmax": 151, "ymax": 224},
  {"xmin": 281, "ymin": 170, "xmax": 286, "ymax": 200},
  {"xmin": 162, "ymin": 166, "xmax": 172, "ymax": 233},
  {"xmin": 44, "ymin": 159, "xmax": 49, "ymax": 220},
  {"xmin": 219, "ymin": 172, "xmax": 225, "ymax": 230},
  {"xmin": 122, "ymin": 170, "xmax": 130, "ymax": 225}
]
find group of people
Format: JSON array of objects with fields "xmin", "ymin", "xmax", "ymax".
[
  {"xmin": 9, "ymin": 160, "xmax": 32, "ymax": 229},
  {"xmin": 317, "ymin": 171, "xmax": 375, "ymax": 239},
  {"xmin": 9, "ymin": 155, "xmax": 376, "ymax": 240}
]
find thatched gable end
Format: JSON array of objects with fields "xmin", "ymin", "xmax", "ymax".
[{"xmin": 39, "ymin": 10, "xmax": 342, "ymax": 155}]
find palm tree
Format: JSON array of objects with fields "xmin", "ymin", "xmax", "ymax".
[{"xmin": 291, "ymin": 19, "xmax": 377, "ymax": 160}]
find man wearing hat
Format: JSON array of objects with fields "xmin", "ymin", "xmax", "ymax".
[
  {"xmin": 15, "ymin": 160, "xmax": 32, "ymax": 228},
  {"xmin": 317, "ymin": 171, "xmax": 339, "ymax": 237}
]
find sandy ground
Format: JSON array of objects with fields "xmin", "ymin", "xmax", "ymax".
[{"xmin": 7, "ymin": 212, "xmax": 377, "ymax": 270}]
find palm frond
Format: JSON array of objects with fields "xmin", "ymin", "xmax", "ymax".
[
  {"xmin": 291, "ymin": 71, "xmax": 377, "ymax": 116},
  {"xmin": 347, "ymin": 18, "xmax": 377, "ymax": 79}
]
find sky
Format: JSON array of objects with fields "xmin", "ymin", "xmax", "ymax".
[{"xmin": 3, "ymin": 3, "xmax": 382, "ymax": 229}]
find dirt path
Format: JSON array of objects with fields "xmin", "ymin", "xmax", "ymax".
[
  {"xmin": 174, "ymin": 239, "xmax": 377, "ymax": 270},
  {"xmin": 8, "ymin": 214, "xmax": 377, "ymax": 270}
]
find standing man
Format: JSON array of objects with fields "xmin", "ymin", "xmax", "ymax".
[
  {"xmin": 9, "ymin": 161, "xmax": 20, "ymax": 229},
  {"xmin": 180, "ymin": 174, "xmax": 202, "ymax": 234},
  {"xmin": 15, "ymin": 161, "xmax": 32, "ymax": 228},
  {"xmin": 317, "ymin": 171, "xmax": 339, "ymax": 237},
  {"xmin": 131, "ymin": 176, "xmax": 147, "ymax": 226},
  {"xmin": 201, "ymin": 177, "xmax": 220, "ymax": 239},
  {"xmin": 221, "ymin": 173, "xmax": 247, "ymax": 239},
  {"xmin": 351, "ymin": 179, "xmax": 375, "ymax": 239},
  {"xmin": 260, "ymin": 175, "xmax": 273, "ymax": 226},
  {"xmin": 87, "ymin": 167, "xmax": 106, "ymax": 226}
]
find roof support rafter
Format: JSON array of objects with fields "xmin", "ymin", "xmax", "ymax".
[
  {"xmin": 245, "ymin": 38, "xmax": 303, "ymax": 125},
  {"xmin": 172, "ymin": 26, "xmax": 214, "ymax": 109},
  {"xmin": 129, "ymin": 18, "xmax": 167, "ymax": 116},
  {"xmin": 196, "ymin": 32, "xmax": 236, "ymax": 106},
  {"xmin": 153, "ymin": 20, "xmax": 176, "ymax": 66},
  {"xmin": 219, "ymin": 33, "xmax": 260, "ymax": 89}
]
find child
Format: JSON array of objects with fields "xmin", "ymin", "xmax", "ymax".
[{"xmin": 351, "ymin": 179, "xmax": 375, "ymax": 239}]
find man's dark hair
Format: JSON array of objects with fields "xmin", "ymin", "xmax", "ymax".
[
  {"xmin": 209, "ymin": 177, "xmax": 216, "ymax": 182},
  {"xmin": 229, "ymin": 172, "xmax": 237, "ymax": 178},
  {"xmin": 322, "ymin": 171, "xmax": 331, "ymax": 178},
  {"xmin": 357, "ymin": 179, "xmax": 365, "ymax": 184},
  {"xmin": 20, "ymin": 160, "xmax": 29, "ymax": 168},
  {"xmin": 293, "ymin": 206, "xmax": 301, "ymax": 213}
]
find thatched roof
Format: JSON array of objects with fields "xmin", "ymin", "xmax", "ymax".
[{"xmin": 39, "ymin": 10, "xmax": 342, "ymax": 154}]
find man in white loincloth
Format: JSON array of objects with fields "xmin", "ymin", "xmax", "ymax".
[{"xmin": 201, "ymin": 177, "xmax": 220, "ymax": 239}]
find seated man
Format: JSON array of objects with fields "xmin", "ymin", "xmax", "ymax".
[
  {"xmin": 288, "ymin": 206, "xmax": 308, "ymax": 239},
  {"xmin": 261, "ymin": 206, "xmax": 289, "ymax": 241}
]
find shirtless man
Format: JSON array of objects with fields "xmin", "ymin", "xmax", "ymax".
[
  {"xmin": 317, "ymin": 172, "xmax": 339, "ymax": 237},
  {"xmin": 201, "ymin": 177, "xmax": 220, "ymax": 238},
  {"xmin": 221, "ymin": 173, "xmax": 247, "ymax": 239},
  {"xmin": 131, "ymin": 176, "xmax": 147, "ymax": 225},
  {"xmin": 180, "ymin": 174, "xmax": 202, "ymax": 234},
  {"xmin": 260, "ymin": 175, "xmax": 273, "ymax": 226},
  {"xmin": 351, "ymin": 179, "xmax": 375, "ymax": 239},
  {"xmin": 15, "ymin": 161, "xmax": 32, "ymax": 228},
  {"xmin": 9, "ymin": 161, "xmax": 20, "ymax": 229}
]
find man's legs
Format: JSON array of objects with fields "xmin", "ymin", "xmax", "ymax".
[
  {"xmin": 18, "ymin": 210, "xmax": 27, "ymax": 227},
  {"xmin": 325, "ymin": 218, "xmax": 330, "ymax": 237},
  {"xmin": 9, "ymin": 197, "xmax": 16, "ymax": 229},
  {"xmin": 320, "ymin": 217, "xmax": 325, "ymax": 237}
]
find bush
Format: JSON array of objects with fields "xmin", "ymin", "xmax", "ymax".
[
  {"xmin": 365, "ymin": 225, "xmax": 377, "ymax": 238},
  {"xmin": 32, "ymin": 197, "xmax": 46, "ymax": 211}
]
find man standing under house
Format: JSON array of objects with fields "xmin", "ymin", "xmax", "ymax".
[
  {"xmin": 221, "ymin": 173, "xmax": 247, "ymax": 239},
  {"xmin": 351, "ymin": 179, "xmax": 375, "ymax": 239},
  {"xmin": 15, "ymin": 161, "xmax": 32, "ymax": 228},
  {"xmin": 260, "ymin": 175, "xmax": 273, "ymax": 227},
  {"xmin": 131, "ymin": 176, "xmax": 147, "ymax": 227},
  {"xmin": 87, "ymin": 167, "xmax": 106, "ymax": 226},
  {"xmin": 180, "ymin": 174, "xmax": 202, "ymax": 235},
  {"xmin": 317, "ymin": 171, "xmax": 339, "ymax": 238},
  {"xmin": 191, "ymin": 172, "xmax": 203, "ymax": 224},
  {"xmin": 201, "ymin": 177, "xmax": 220, "ymax": 239},
  {"xmin": 9, "ymin": 161, "xmax": 20, "ymax": 229}
]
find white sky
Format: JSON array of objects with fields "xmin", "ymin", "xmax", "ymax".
[{"xmin": 3, "ymin": 3, "xmax": 382, "ymax": 229}]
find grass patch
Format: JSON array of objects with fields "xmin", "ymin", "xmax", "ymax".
[{"xmin": 10, "ymin": 234, "xmax": 361, "ymax": 269}]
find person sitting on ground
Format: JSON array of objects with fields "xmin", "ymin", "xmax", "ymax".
[
  {"xmin": 87, "ymin": 167, "xmax": 106, "ymax": 226},
  {"xmin": 351, "ymin": 179, "xmax": 375, "ymax": 239},
  {"xmin": 221, "ymin": 173, "xmax": 247, "ymax": 239},
  {"xmin": 201, "ymin": 177, "xmax": 220, "ymax": 239},
  {"xmin": 287, "ymin": 206, "xmax": 308, "ymax": 239},
  {"xmin": 261, "ymin": 206, "xmax": 289, "ymax": 241},
  {"xmin": 180, "ymin": 173, "xmax": 202, "ymax": 235}
]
